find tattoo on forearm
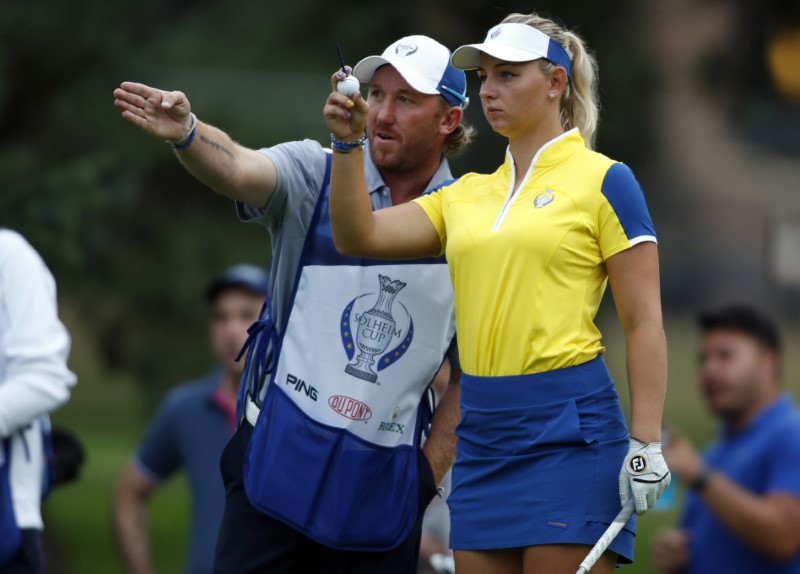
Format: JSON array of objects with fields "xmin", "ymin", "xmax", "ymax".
[{"xmin": 199, "ymin": 135, "xmax": 235, "ymax": 159}]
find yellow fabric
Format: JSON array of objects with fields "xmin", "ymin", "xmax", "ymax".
[{"xmin": 414, "ymin": 129, "xmax": 647, "ymax": 376}]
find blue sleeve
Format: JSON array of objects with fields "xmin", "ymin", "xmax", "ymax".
[
  {"xmin": 766, "ymin": 420, "xmax": 800, "ymax": 496},
  {"xmin": 423, "ymin": 178, "xmax": 458, "ymax": 196},
  {"xmin": 136, "ymin": 393, "xmax": 182, "ymax": 482},
  {"xmin": 599, "ymin": 163, "xmax": 656, "ymax": 245}
]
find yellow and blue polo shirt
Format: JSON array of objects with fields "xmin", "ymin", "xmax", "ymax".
[{"xmin": 414, "ymin": 128, "xmax": 656, "ymax": 377}]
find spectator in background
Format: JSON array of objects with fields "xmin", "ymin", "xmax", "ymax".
[
  {"xmin": 652, "ymin": 304, "xmax": 800, "ymax": 574},
  {"xmin": 0, "ymin": 229, "xmax": 77, "ymax": 574},
  {"xmin": 112, "ymin": 264, "xmax": 268, "ymax": 574}
]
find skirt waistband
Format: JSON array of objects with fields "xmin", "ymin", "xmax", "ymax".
[{"xmin": 461, "ymin": 356, "xmax": 614, "ymax": 408}]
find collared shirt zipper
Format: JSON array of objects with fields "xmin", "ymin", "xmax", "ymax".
[{"xmin": 491, "ymin": 128, "xmax": 578, "ymax": 232}]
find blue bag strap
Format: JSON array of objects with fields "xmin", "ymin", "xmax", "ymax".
[
  {"xmin": 0, "ymin": 437, "xmax": 22, "ymax": 566},
  {"xmin": 235, "ymin": 299, "xmax": 279, "ymax": 415},
  {"xmin": 40, "ymin": 418, "xmax": 53, "ymax": 499}
]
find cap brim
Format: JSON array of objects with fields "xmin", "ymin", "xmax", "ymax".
[
  {"xmin": 353, "ymin": 56, "xmax": 439, "ymax": 95},
  {"xmin": 451, "ymin": 43, "xmax": 546, "ymax": 70},
  {"xmin": 206, "ymin": 280, "xmax": 265, "ymax": 301}
]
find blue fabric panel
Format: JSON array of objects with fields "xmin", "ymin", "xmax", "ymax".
[
  {"xmin": 244, "ymin": 386, "xmax": 421, "ymax": 551},
  {"xmin": 600, "ymin": 163, "xmax": 656, "ymax": 241},
  {"xmin": 449, "ymin": 360, "xmax": 634, "ymax": 561},
  {"xmin": 304, "ymin": 179, "xmax": 446, "ymax": 267},
  {"xmin": 421, "ymin": 178, "xmax": 457, "ymax": 196},
  {"xmin": 0, "ymin": 440, "xmax": 22, "ymax": 566},
  {"xmin": 545, "ymin": 39, "xmax": 573, "ymax": 79}
]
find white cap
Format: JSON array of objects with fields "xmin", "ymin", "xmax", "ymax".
[
  {"xmin": 353, "ymin": 35, "xmax": 468, "ymax": 107},
  {"xmin": 451, "ymin": 23, "xmax": 572, "ymax": 79}
]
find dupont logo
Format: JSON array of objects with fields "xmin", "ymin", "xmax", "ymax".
[{"xmin": 328, "ymin": 395, "xmax": 372, "ymax": 422}]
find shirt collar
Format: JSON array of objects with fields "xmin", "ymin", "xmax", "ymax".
[
  {"xmin": 363, "ymin": 141, "xmax": 453, "ymax": 199},
  {"xmin": 202, "ymin": 369, "xmax": 237, "ymax": 431},
  {"xmin": 363, "ymin": 142, "xmax": 386, "ymax": 195},
  {"xmin": 724, "ymin": 393, "xmax": 795, "ymax": 438},
  {"xmin": 502, "ymin": 127, "xmax": 585, "ymax": 174}
]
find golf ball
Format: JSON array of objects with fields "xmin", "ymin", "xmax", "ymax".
[{"xmin": 337, "ymin": 75, "xmax": 360, "ymax": 97}]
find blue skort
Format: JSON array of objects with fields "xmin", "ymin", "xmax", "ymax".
[{"xmin": 448, "ymin": 356, "xmax": 635, "ymax": 563}]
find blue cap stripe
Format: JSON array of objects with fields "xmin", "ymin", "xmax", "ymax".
[
  {"xmin": 546, "ymin": 39, "xmax": 572, "ymax": 80},
  {"xmin": 436, "ymin": 57, "xmax": 468, "ymax": 107}
]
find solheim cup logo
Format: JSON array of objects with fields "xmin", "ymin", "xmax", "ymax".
[{"xmin": 341, "ymin": 274, "xmax": 414, "ymax": 383}]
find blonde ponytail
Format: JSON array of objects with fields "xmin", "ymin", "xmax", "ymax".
[{"xmin": 501, "ymin": 13, "xmax": 600, "ymax": 148}]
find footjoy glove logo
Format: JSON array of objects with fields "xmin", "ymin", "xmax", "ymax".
[{"xmin": 328, "ymin": 395, "xmax": 372, "ymax": 422}]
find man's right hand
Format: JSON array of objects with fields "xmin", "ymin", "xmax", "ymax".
[
  {"xmin": 113, "ymin": 82, "xmax": 193, "ymax": 144},
  {"xmin": 651, "ymin": 528, "xmax": 690, "ymax": 573}
]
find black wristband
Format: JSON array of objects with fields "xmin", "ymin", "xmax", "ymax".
[{"xmin": 691, "ymin": 467, "xmax": 712, "ymax": 492}]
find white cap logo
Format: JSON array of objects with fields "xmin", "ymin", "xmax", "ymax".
[
  {"xmin": 395, "ymin": 42, "xmax": 419, "ymax": 57},
  {"xmin": 490, "ymin": 27, "xmax": 502, "ymax": 39}
]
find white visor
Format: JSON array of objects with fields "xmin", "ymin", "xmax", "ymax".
[{"xmin": 451, "ymin": 23, "xmax": 572, "ymax": 79}]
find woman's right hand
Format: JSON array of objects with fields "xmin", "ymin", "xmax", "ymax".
[
  {"xmin": 323, "ymin": 69, "xmax": 368, "ymax": 141},
  {"xmin": 113, "ymin": 82, "xmax": 194, "ymax": 144}
]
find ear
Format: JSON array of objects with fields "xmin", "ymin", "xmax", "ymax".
[
  {"xmin": 549, "ymin": 66, "xmax": 569, "ymax": 99},
  {"xmin": 438, "ymin": 106, "xmax": 464, "ymax": 136}
]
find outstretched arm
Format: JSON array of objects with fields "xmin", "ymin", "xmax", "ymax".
[
  {"xmin": 323, "ymin": 72, "xmax": 441, "ymax": 259},
  {"xmin": 113, "ymin": 82, "xmax": 276, "ymax": 208}
]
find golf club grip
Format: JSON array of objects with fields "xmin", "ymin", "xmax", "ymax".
[{"xmin": 575, "ymin": 499, "xmax": 636, "ymax": 574}]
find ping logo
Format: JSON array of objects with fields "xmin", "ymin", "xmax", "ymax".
[
  {"xmin": 533, "ymin": 189, "xmax": 555, "ymax": 208},
  {"xmin": 395, "ymin": 42, "xmax": 418, "ymax": 57},
  {"xmin": 490, "ymin": 27, "xmax": 502, "ymax": 39},
  {"xmin": 628, "ymin": 455, "xmax": 647, "ymax": 474},
  {"xmin": 286, "ymin": 374, "xmax": 317, "ymax": 401},
  {"xmin": 328, "ymin": 395, "xmax": 372, "ymax": 422}
]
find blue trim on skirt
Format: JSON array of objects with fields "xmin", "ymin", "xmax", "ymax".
[{"xmin": 449, "ymin": 356, "xmax": 635, "ymax": 563}]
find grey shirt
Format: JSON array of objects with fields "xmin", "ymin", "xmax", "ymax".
[{"xmin": 236, "ymin": 139, "xmax": 456, "ymax": 357}]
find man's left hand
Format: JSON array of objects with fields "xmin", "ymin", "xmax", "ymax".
[{"xmin": 662, "ymin": 427, "xmax": 705, "ymax": 485}]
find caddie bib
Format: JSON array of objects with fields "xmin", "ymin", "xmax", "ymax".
[{"xmin": 243, "ymin": 153, "xmax": 456, "ymax": 551}]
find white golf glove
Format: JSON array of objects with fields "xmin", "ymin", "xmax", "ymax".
[{"xmin": 619, "ymin": 438, "xmax": 671, "ymax": 515}]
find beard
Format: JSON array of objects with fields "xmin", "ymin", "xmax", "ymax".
[{"xmin": 367, "ymin": 122, "xmax": 443, "ymax": 175}]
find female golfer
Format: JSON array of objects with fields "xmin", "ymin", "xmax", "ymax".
[{"xmin": 324, "ymin": 13, "xmax": 669, "ymax": 574}]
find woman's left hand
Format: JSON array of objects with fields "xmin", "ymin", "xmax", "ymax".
[
  {"xmin": 324, "ymin": 69, "xmax": 369, "ymax": 141},
  {"xmin": 619, "ymin": 438, "xmax": 671, "ymax": 514}
]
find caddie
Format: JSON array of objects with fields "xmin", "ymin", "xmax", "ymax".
[{"xmin": 113, "ymin": 34, "xmax": 472, "ymax": 573}]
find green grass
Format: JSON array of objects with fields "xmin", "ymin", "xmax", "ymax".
[
  {"xmin": 43, "ymin": 371, "xmax": 191, "ymax": 574},
  {"xmin": 41, "ymin": 311, "xmax": 800, "ymax": 573},
  {"xmin": 43, "ymin": 307, "xmax": 192, "ymax": 574}
]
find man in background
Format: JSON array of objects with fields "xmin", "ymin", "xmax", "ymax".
[
  {"xmin": 652, "ymin": 304, "xmax": 800, "ymax": 574},
  {"xmin": 0, "ymin": 229, "xmax": 77, "ymax": 574},
  {"xmin": 112, "ymin": 264, "xmax": 268, "ymax": 574}
]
